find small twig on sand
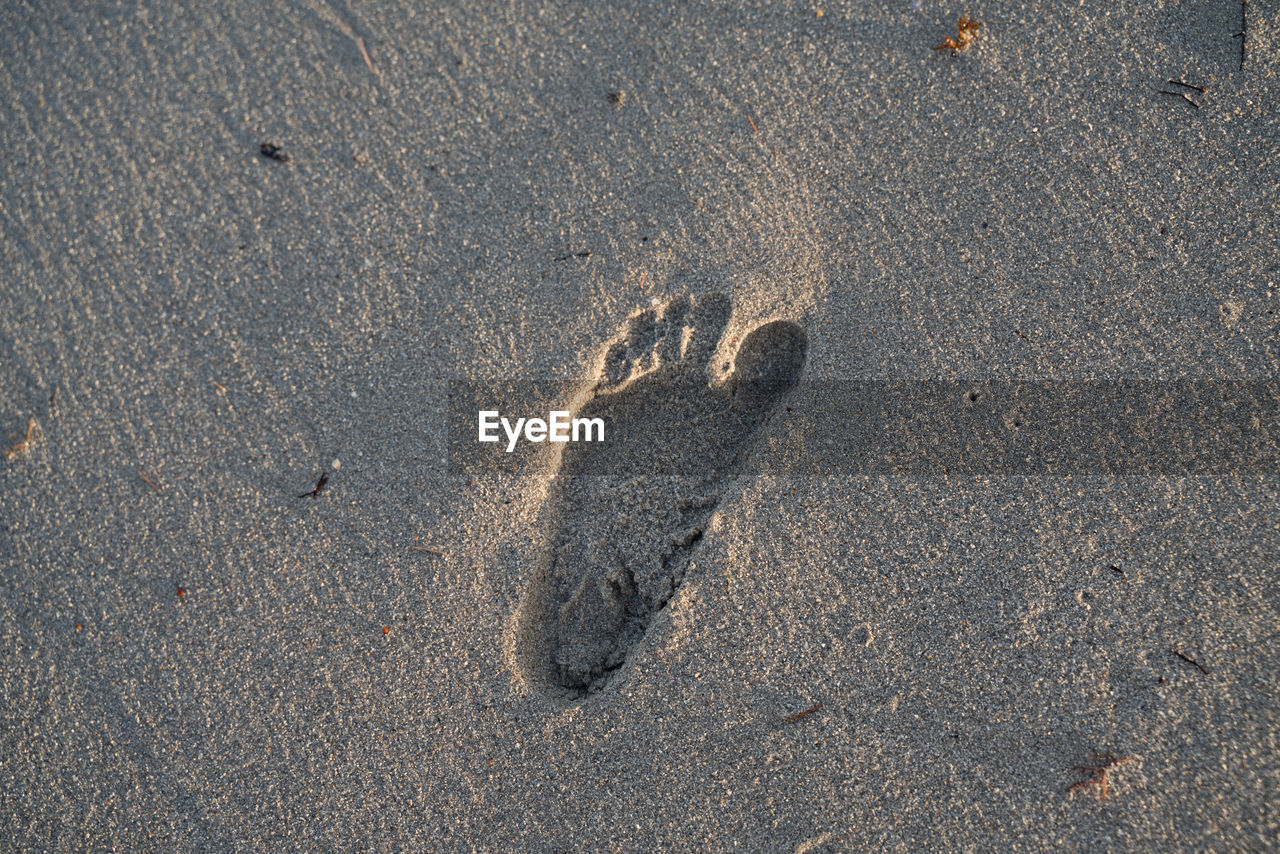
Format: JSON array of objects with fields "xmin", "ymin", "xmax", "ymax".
[
  {"xmin": 1235, "ymin": 0, "xmax": 1249, "ymax": 71},
  {"xmin": 298, "ymin": 472, "xmax": 328, "ymax": 499},
  {"xmin": 138, "ymin": 472, "xmax": 162, "ymax": 493},
  {"xmin": 1068, "ymin": 752, "xmax": 1133, "ymax": 801},
  {"xmin": 410, "ymin": 545, "xmax": 451, "ymax": 558},
  {"xmin": 4, "ymin": 418, "xmax": 37, "ymax": 460},
  {"xmin": 784, "ymin": 702, "xmax": 824, "ymax": 723},
  {"xmin": 356, "ymin": 36, "xmax": 377, "ymax": 73},
  {"xmin": 1171, "ymin": 648, "xmax": 1209, "ymax": 675},
  {"xmin": 1158, "ymin": 90, "xmax": 1200, "ymax": 109}
]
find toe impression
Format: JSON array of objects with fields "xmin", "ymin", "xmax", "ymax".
[{"xmin": 730, "ymin": 320, "xmax": 808, "ymax": 407}]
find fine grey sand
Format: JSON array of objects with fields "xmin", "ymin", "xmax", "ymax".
[{"xmin": 2, "ymin": 1, "xmax": 1278, "ymax": 851}]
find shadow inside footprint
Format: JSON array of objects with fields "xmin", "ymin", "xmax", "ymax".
[{"xmin": 514, "ymin": 294, "xmax": 807, "ymax": 700}]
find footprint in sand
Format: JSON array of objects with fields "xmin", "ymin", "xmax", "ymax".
[{"xmin": 514, "ymin": 292, "xmax": 807, "ymax": 700}]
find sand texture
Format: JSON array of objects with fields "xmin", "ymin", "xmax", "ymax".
[{"xmin": 2, "ymin": 0, "xmax": 1278, "ymax": 850}]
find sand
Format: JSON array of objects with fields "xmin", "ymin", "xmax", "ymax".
[{"xmin": 1, "ymin": 0, "xmax": 1277, "ymax": 850}]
